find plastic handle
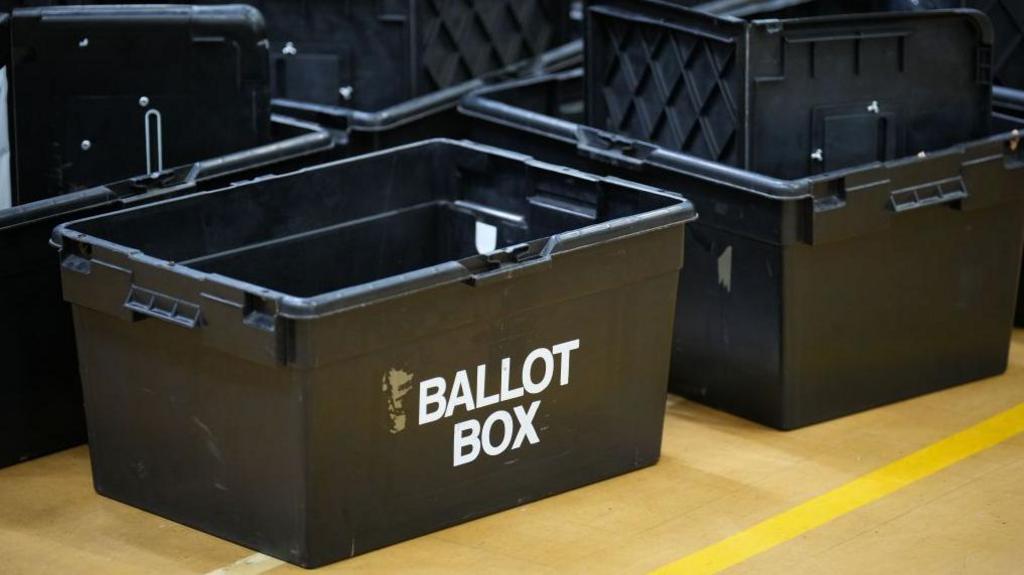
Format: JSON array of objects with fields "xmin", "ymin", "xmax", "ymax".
[
  {"xmin": 889, "ymin": 182, "xmax": 968, "ymax": 214},
  {"xmin": 577, "ymin": 140, "xmax": 646, "ymax": 168},
  {"xmin": 466, "ymin": 256, "xmax": 552, "ymax": 287},
  {"xmin": 462, "ymin": 241, "xmax": 553, "ymax": 287},
  {"xmin": 124, "ymin": 285, "xmax": 202, "ymax": 329},
  {"xmin": 575, "ymin": 128, "xmax": 656, "ymax": 169}
]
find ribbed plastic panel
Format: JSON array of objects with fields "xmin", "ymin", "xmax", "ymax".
[
  {"xmin": 588, "ymin": 6, "xmax": 741, "ymax": 164},
  {"xmin": 421, "ymin": 0, "xmax": 563, "ymax": 90},
  {"xmin": 586, "ymin": 0, "xmax": 993, "ymax": 179}
]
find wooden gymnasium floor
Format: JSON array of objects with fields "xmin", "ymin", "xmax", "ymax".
[{"xmin": 4, "ymin": 333, "xmax": 1024, "ymax": 574}]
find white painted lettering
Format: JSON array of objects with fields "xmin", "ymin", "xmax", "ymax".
[
  {"xmin": 552, "ymin": 339, "xmax": 580, "ymax": 386},
  {"xmin": 453, "ymin": 419, "xmax": 480, "ymax": 466},
  {"xmin": 474, "ymin": 363, "xmax": 499, "ymax": 409},
  {"xmin": 413, "ymin": 338, "xmax": 581, "ymax": 467},
  {"xmin": 418, "ymin": 377, "xmax": 447, "ymax": 425},
  {"xmin": 500, "ymin": 356, "xmax": 523, "ymax": 401},
  {"xmin": 512, "ymin": 400, "xmax": 541, "ymax": 449},
  {"xmin": 445, "ymin": 369, "xmax": 476, "ymax": 418},
  {"xmin": 482, "ymin": 410, "xmax": 514, "ymax": 456},
  {"xmin": 522, "ymin": 347, "xmax": 554, "ymax": 394}
]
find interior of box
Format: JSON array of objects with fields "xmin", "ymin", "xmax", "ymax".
[{"xmin": 67, "ymin": 141, "xmax": 675, "ymax": 297}]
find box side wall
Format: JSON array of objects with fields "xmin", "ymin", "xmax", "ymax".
[
  {"xmin": 0, "ymin": 216, "xmax": 86, "ymax": 467},
  {"xmin": 259, "ymin": 0, "xmax": 415, "ymax": 108},
  {"xmin": 73, "ymin": 306, "xmax": 311, "ymax": 565},
  {"xmin": 0, "ymin": 116, "xmax": 333, "ymax": 469},
  {"xmin": 669, "ymin": 223, "xmax": 787, "ymax": 427},
  {"xmin": 300, "ymin": 226, "xmax": 683, "ymax": 565},
  {"xmin": 748, "ymin": 14, "xmax": 991, "ymax": 179},
  {"xmin": 779, "ymin": 194, "xmax": 1024, "ymax": 428}
]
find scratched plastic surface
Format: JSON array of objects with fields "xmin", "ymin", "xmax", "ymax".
[{"xmin": 52, "ymin": 140, "xmax": 696, "ymax": 568}]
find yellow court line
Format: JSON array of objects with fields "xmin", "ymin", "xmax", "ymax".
[{"xmin": 651, "ymin": 401, "xmax": 1024, "ymax": 575}]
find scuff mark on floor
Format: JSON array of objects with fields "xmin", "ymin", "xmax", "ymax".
[{"xmin": 204, "ymin": 553, "xmax": 284, "ymax": 575}]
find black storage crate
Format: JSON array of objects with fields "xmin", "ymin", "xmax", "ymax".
[
  {"xmin": 461, "ymin": 69, "xmax": 1024, "ymax": 429},
  {"xmin": 256, "ymin": 0, "xmax": 582, "ymax": 153},
  {"xmin": 716, "ymin": 0, "xmax": 1024, "ymax": 91},
  {"xmin": 962, "ymin": 0, "xmax": 1024, "ymax": 90},
  {"xmin": 73, "ymin": 0, "xmax": 583, "ymax": 154},
  {"xmin": 8, "ymin": 4, "xmax": 272, "ymax": 204},
  {"xmin": 724, "ymin": 0, "xmax": 1024, "ymax": 326},
  {"xmin": 276, "ymin": 40, "xmax": 583, "ymax": 156},
  {"xmin": 53, "ymin": 140, "xmax": 695, "ymax": 567},
  {"xmin": 0, "ymin": 115, "xmax": 334, "ymax": 469},
  {"xmin": 991, "ymin": 85, "xmax": 1024, "ymax": 325},
  {"xmin": 585, "ymin": 1, "xmax": 993, "ymax": 179},
  {"xmin": 0, "ymin": 3, "xmax": 338, "ymax": 469},
  {"xmin": 256, "ymin": 0, "xmax": 574, "ymax": 109}
]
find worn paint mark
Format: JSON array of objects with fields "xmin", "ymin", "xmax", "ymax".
[
  {"xmin": 131, "ymin": 460, "xmax": 149, "ymax": 480},
  {"xmin": 717, "ymin": 246, "xmax": 733, "ymax": 292},
  {"xmin": 475, "ymin": 220, "xmax": 498, "ymax": 253},
  {"xmin": 383, "ymin": 369, "xmax": 415, "ymax": 434}
]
